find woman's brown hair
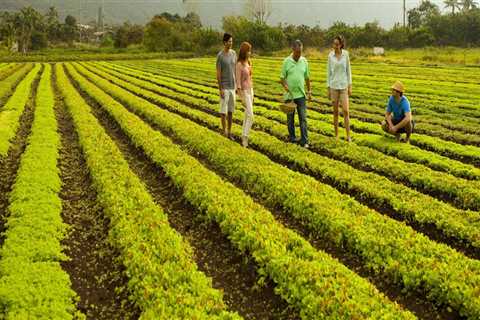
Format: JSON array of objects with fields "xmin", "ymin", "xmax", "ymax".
[
  {"xmin": 238, "ymin": 41, "xmax": 252, "ymax": 65},
  {"xmin": 334, "ymin": 35, "xmax": 346, "ymax": 49}
]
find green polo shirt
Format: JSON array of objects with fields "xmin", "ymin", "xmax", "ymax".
[{"xmin": 280, "ymin": 55, "xmax": 310, "ymax": 100}]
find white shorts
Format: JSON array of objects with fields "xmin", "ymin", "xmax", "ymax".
[{"xmin": 219, "ymin": 89, "xmax": 236, "ymax": 114}]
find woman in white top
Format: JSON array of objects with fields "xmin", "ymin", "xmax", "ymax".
[{"xmin": 327, "ymin": 35, "xmax": 352, "ymax": 142}]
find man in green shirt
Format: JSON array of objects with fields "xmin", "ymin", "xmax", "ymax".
[{"xmin": 280, "ymin": 40, "xmax": 312, "ymax": 148}]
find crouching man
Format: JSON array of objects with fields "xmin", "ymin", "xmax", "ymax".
[{"xmin": 381, "ymin": 81, "xmax": 414, "ymax": 143}]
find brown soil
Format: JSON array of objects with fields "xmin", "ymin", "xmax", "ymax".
[
  {"xmin": 87, "ymin": 65, "xmax": 478, "ymax": 260},
  {"xmin": 66, "ymin": 65, "xmax": 300, "ymax": 320},
  {"xmin": 0, "ymin": 66, "xmax": 40, "ymax": 246},
  {"xmin": 54, "ymin": 65, "xmax": 140, "ymax": 320},
  {"xmin": 70, "ymin": 63, "xmax": 466, "ymax": 319}
]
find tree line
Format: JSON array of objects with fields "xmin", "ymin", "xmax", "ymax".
[
  {"xmin": 144, "ymin": 1, "xmax": 480, "ymax": 53},
  {"xmin": 1, "ymin": 1, "xmax": 480, "ymax": 54},
  {"xmin": 0, "ymin": 7, "xmax": 79, "ymax": 52}
]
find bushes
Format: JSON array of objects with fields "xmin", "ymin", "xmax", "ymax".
[
  {"xmin": 222, "ymin": 16, "xmax": 286, "ymax": 52},
  {"xmin": 144, "ymin": 14, "xmax": 201, "ymax": 52},
  {"xmin": 113, "ymin": 23, "xmax": 144, "ymax": 49}
]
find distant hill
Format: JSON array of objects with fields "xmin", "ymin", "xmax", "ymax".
[{"xmin": 0, "ymin": 0, "xmax": 181, "ymax": 25}]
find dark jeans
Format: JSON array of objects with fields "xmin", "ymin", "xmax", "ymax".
[
  {"xmin": 392, "ymin": 118, "xmax": 415, "ymax": 134},
  {"xmin": 287, "ymin": 97, "xmax": 308, "ymax": 145}
]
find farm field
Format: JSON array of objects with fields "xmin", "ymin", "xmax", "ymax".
[{"xmin": 0, "ymin": 57, "xmax": 479, "ymax": 319}]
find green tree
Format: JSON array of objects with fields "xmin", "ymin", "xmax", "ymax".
[
  {"xmin": 144, "ymin": 16, "xmax": 175, "ymax": 51},
  {"xmin": 0, "ymin": 12, "xmax": 17, "ymax": 49},
  {"xmin": 31, "ymin": 30, "xmax": 48, "ymax": 50},
  {"xmin": 114, "ymin": 23, "xmax": 144, "ymax": 48},
  {"xmin": 62, "ymin": 15, "xmax": 79, "ymax": 45},
  {"xmin": 408, "ymin": 1, "xmax": 440, "ymax": 28},
  {"xmin": 460, "ymin": 0, "xmax": 478, "ymax": 11},
  {"xmin": 222, "ymin": 15, "xmax": 285, "ymax": 52},
  {"xmin": 184, "ymin": 12, "xmax": 202, "ymax": 28},
  {"xmin": 193, "ymin": 27, "xmax": 220, "ymax": 52},
  {"xmin": 384, "ymin": 24, "xmax": 409, "ymax": 48},
  {"xmin": 444, "ymin": 0, "xmax": 461, "ymax": 14},
  {"xmin": 408, "ymin": 27, "xmax": 435, "ymax": 46},
  {"xmin": 45, "ymin": 6, "xmax": 61, "ymax": 43},
  {"xmin": 15, "ymin": 6, "xmax": 43, "ymax": 53}
]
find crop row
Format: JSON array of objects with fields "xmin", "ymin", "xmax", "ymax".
[
  {"xmin": 87, "ymin": 61, "xmax": 480, "ymax": 245},
  {"xmin": 115, "ymin": 61, "xmax": 480, "ymax": 165},
  {"xmin": 0, "ymin": 64, "xmax": 35, "ymax": 108},
  {"xmin": 56, "ymin": 64, "xmax": 239, "ymax": 319},
  {"xmin": 86, "ymin": 62, "xmax": 480, "ymax": 211},
  {"xmin": 87, "ymin": 63, "xmax": 480, "ymax": 251},
  {"xmin": 0, "ymin": 65, "xmax": 81, "ymax": 319},
  {"xmin": 71, "ymin": 62, "xmax": 480, "ymax": 319},
  {"xmin": 120, "ymin": 60, "xmax": 480, "ymax": 141},
  {"xmin": 0, "ymin": 64, "xmax": 41, "ymax": 156},
  {"xmin": 0, "ymin": 64, "xmax": 20, "ymax": 82},
  {"xmin": 66, "ymin": 62, "xmax": 416, "ymax": 320},
  {"xmin": 118, "ymin": 60, "xmax": 480, "ymax": 136},
  {"xmin": 146, "ymin": 59, "xmax": 480, "ymax": 120},
  {"xmin": 227, "ymin": 59, "xmax": 480, "ymax": 116},
  {"xmin": 178, "ymin": 60, "xmax": 480, "ymax": 129}
]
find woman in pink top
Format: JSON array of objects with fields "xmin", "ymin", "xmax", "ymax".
[{"xmin": 236, "ymin": 42, "xmax": 254, "ymax": 147}]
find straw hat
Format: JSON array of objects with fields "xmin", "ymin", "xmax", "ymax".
[{"xmin": 391, "ymin": 81, "xmax": 405, "ymax": 93}]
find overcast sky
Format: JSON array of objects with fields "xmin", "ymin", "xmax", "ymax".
[
  {"xmin": 3, "ymin": 0, "xmax": 450, "ymax": 28},
  {"xmin": 161, "ymin": 0, "xmax": 449, "ymax": 28}
]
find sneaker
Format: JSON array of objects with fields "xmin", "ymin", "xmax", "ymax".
[
  {"xmin": 241, "ymin": 136, "xmax": 248, "ymax": 147},
  {"xmin": 303, "ymin": 143, "xmax": 310, "ymax": 149},
  {"xmin": 228, "ymin": 134, "xmax": 235, "ymax": 141},
  {"xmin": 346, "ymin": 136, "xmax": 352, "ymax": 143}
]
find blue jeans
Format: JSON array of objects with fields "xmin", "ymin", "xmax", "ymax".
[{"xmin": 287, "ymin": 97, "xmax": 308, "ymax": 145}]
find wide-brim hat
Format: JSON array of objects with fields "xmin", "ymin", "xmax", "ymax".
[{"xmin": 391, "ymin": 81, "xmax": 405, "ymax": 93}]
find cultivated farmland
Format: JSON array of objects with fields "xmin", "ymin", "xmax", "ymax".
[{"xmin": 0, "ymin": 58, "xmax": 479, "ymax": 319}]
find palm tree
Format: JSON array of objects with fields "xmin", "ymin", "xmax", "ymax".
[
  {"xmin": 444, "ymin": 0, "xmax": 461, "ymax": 13},
  {"xmin": 459, "ymin": 0, "xmax": 478, "ymax": 11}
]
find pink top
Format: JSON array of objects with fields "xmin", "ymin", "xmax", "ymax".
[{"xmin": 235, "ymin": 62, "xmax": 252, "ymax": 90}]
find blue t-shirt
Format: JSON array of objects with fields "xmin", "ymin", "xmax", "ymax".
[{"xmin": 387, "ymin": 96, "xmax": 410, "ymax": 121}]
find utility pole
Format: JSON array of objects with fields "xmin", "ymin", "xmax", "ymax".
[
  {"xmin": 403, "ymin": 0, "xmax": 406, "ymax": 27},
  {"xmin": 98, "ymin": 0, "xmax": 105, "ymax": 32}
]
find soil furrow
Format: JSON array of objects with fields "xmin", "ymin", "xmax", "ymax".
[
  {"xmin": 84, "ymin": 65, "xmax": 479, "ymax": 260},
  {"xmin": 65, "ymin": 66, "xmax": 301, "ymax": 320},
  {"xmin": 0, "ymin": 66, "xmax": 41, "ymax": 246},
  {"xmin": 54, "ymin": 66, "xmax": 140, "ymax": 320}
]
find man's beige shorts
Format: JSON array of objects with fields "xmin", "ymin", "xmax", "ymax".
[{"xmin": 219, "ymin": 89, "xmax": 236, "ymax": 114}]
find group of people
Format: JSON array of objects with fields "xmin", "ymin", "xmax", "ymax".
[{"xmin": 216, "ymin": 33, "xmax": 414, "ymax": 148}]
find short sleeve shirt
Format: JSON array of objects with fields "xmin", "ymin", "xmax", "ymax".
[
  {"xmin": 280, "ymin": 55, "xmax": 310, "ymax": 100},
  {"xmin": 387, "ymin": 96, "xmax": 411, "ymax": 121},
  {"xmin": 216, "ymin": 49, "xmax": 237, "ymax": 90}
]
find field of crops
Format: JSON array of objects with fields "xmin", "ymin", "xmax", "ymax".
[{"xmin": 0, "ymin": 57, "xmax": 479, "ymax": 319}]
